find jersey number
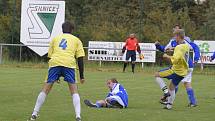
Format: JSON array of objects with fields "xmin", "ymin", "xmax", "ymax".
[{"xmin": 59, "ymin": 39, "xmax": 67, "ymax": 50}]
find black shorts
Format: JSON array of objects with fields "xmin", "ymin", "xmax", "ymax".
[{"xmin": 126, "ymin": 50, "xmax": 136, "ymax": 62}]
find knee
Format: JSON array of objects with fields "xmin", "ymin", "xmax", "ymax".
[
  {"xmin": 184, "ymin": 82, "xmax": 192, "ymax": 88},
  {"xmin": 154, "ymin": 72, "xmax": 160, "ymax": 77}
]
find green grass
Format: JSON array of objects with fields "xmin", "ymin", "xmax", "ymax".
[{"xmin": 0, "ymin": 66, "xmax": 215, "ymax": 121}]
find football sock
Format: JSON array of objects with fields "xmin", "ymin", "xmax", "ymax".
[
  {"xmin": 72, "ymin": 93, "xmax": 81, "ymax": 118},
  {"xmin": 123, "ymin": 63, "xmax": 127, "ymax": 72},
  {"xmin": 168, "ymin": 90, "xmax": 175, "ymax": 104},
  {"xmin": 155, "ymin": 77, "xmax": 168, "ymax": 94},
  {"xmin": 32, "ymin": 91, "xmax": 47, "ymax": 116},
  {"xmin": 96, "ymin": 101, "xmax": 102, "ymax": 108},
  {"xmin": 131, "ymin": 64, "xmax": 135, "ymax": 73},
  {"xmin": 186, "ymin": 88, "xmax": 197, "ymax": 105}
]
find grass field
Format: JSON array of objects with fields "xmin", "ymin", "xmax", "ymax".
[{"xmin": 0, "ymin": 65, "xmax": 215, "ymax": 121}]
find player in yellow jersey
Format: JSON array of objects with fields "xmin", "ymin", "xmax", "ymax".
[
  {"xmin": 28, "ymin": 21, "xmax": 85, "ymax": 121},
  {"xmin": 155, "ymin": 29, "xmax": 189, "ymax": 109}
]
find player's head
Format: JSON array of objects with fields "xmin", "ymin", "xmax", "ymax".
[
  {"xmin": 62, "ymin": 21, "xmax": 74, "ymax": 33},
  {"xmin": 173, "ymin": 29, "xmax": 185, "ymax": 44},
  {"xmin": 129, "ymin": 33, "xmax": 136, "ymax": 39},
  {"xmin": 173, "ymin": 24, "xmax": 182, "ymax": 30},
  {"xmin": 106, "ymin": 78, "xmax": 118, "ymax": 90}
]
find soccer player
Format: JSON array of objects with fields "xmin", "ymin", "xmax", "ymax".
[
  {"xmin": 155, "ymin": 30, "xmax": 190, "ymax": 109},
  {"xmin": 155, "ymin": 26, "xmax": 200, "ymax": 107},
  {"xmin": 28, "ymin": 21, "xmax": 85, "ymax": 121},
  {"xmin": 84, "ymin": 78, "xmax": 128, "ymax": 108},
  {"xmin": 122, "ymin": 33, "xmax": 143, "ymax": 73},
  {"xmin": 210, "ymin": 51, "xmax": 215, "ymax": 61}
]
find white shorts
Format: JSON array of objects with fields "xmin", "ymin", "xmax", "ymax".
[{"xmin": 181, "ymin": 68, "xmax": 193, "ymax": 83}]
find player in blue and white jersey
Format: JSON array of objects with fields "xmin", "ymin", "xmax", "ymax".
[
  {"xmin": 84, "ymin": 78, "xmax": 128, "ymax": 108},
  {"xmin": 155, "ymin": 25, "xmax": 200, "ymax": 107}
]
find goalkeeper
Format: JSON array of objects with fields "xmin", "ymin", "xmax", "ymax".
[
  {"xmin": 122, "ymin": 33, "xmax": 143, "ymax": 73},
  {"xmin": 84, "ymin": 78, "xmax": 128, "ymax": 108}
]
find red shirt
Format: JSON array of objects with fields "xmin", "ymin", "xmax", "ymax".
[{"xmin": 124, "ymin": 37, "xmax": 139, "ymax": 50}]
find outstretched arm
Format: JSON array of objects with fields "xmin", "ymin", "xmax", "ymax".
[{"xmin": 190, "ymin": 42, "xmax": 200, "ymax": 63}]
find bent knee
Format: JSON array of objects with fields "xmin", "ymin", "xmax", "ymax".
[{"xmin": 154, "ymin": 72, "xmax": 160, "ymax": 77}]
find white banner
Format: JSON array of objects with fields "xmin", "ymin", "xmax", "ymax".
[
  {"xmin": 194, "ymin": 40, "xmax": 215, "ymax": 64},
  {"xmin": 20, "ymin": 0, "xmax": 65, "ymax": 56},
  {"xmin": 88, "ymin": 41, "xmax": 156, "ymax": 62}
]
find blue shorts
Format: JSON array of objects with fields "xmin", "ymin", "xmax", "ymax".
[
  {"xmin": 126, "ymin": 50, "xmax": 136, "ymax": 62},
  {"xmin": 47, "ymin": 66, "xmax": 76, "ymax": 84},
  {"xmin": 159, "ymin": 67, "xmax": 184, "ymax": 86}
]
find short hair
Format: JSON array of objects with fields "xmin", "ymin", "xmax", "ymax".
[
  {"xmin": 174, "ymin": 24, "xmax": 182, "ymax": 29},
  {"xmin": 62, "ymin": 21, "xmax": 74, "ymax": 33},
  {"xmin": 109, "ymin": 78, "xmax": 118, "ymax": 83},
  {"xmin": 173, "ymin": 29, "xmax": 185, "ymax": 39}
]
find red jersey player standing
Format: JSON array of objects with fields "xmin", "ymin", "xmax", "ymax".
[{"xmin": 122, "ymin": 33, "xmax": 143, "ymax": 73}]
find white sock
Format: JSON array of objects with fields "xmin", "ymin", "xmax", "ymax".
[
  {"xmin": 155, "ymin": 77, "xmax": 168, "ymax": 93},
  {"xmin": 72, "ymin": 93, "xmax": 81, "ymax": 118},
  {"xmin": 32, "ymin": 91, "xmax": 47, "ymax": 116},
  {"xmin": 168, "ymin": 90, "xmax": 175, "ymax": 104}
]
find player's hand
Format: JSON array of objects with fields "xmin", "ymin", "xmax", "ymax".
[
  {"xmin": 80, "ymin": 78, "xmax": 85, "ymax": 84},
  {"xmin": 155, "ymin": 41, "xmax": 160, "ymax": 45},
  {"xmin": 139, "ymin": 54, "xmax": 144, "ymax": 60},
  {"xmin": 163, "ymin": 53, "xmax": 169, "ymax": 58}
]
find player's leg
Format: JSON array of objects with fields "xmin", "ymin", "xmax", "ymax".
[
  {"xmin": 123, "ymin": 51, "xmax": 130, "ymax": 72},
  {"xmin": 105, "ymin": 97, "xmax": 123, "ymax": 108},
  {"xmin": 64, "ymin": 68, "xmax": 81, "ymax": 120},
  {"xmin": 31, "ymin": 83, "xmax": 54, "ymax": 117},
  {"xmin": 155, "ymin": 68, "xmax": 172, "ymax": 101},
  {"xmin": 68, "ymin": 83, "xmax": 81, "ymax": 120},
  {"xmin": 165, "ymin": 73, "xmax": 184, "ymax": 109},
  {"xmin": 165, "ymin": 81, "xmax": 175, "ymax": 109},
  {"xmin": 84, "ymin": 99, "xmax": 106, "ymax": 108},
  {"xmin": 131, "ymin": 51, "xmax": 136, "ymax": 73},
  {"xmin": 29, "ymin": 67, "xmax": 60, "ymax": 121},
  {"xmin": 181, "ymin": 68, "xmax": 197, "ymax": 106}
]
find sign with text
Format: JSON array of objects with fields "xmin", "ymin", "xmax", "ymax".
[
  {"xmin": 88, "ymin": 41, "xmax": 156, "ymax": 62},
  {"xmin": 194, "ymin": 40, "xmax": 215, "ymax": 64},
  {"xmin": 20, "ymin": 0, "xmax": 65, "ymax": 56}
]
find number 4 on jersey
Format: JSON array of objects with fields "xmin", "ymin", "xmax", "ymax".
[{"xmin": 59, "ymin": 39, "xmax": 67, "ymax": 50}]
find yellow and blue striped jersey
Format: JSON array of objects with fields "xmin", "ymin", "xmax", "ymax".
[
  {"xmin": 48, "ymin": 33, "xmax": 85, "ymax": 68},
  {"xmin": 170, "ymin": 44, "xmax": 189, "ymax": 76}
]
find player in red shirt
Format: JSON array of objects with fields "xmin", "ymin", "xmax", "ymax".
[{"xmin": 122, "ymin": 33, "xmax": 143, "ymax": 73}]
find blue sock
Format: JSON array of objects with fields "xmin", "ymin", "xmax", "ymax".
[
  {"xmin": 175, "ymin": 86, "xmax": 179, "ymax": 94},
  {"xmin": 186, "ymin": 88, "xmax": 197, "ymax": 105},
  {"xmin": 95, "ymin": 101, "xmax": 102, "ymax": 108}
]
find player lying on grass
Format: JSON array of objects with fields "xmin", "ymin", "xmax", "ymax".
[
  {"xmin": 84, "ymin": 78, "xmax": 128, "ymax": 108},
  {"xmin": 155, "ymin": 29, "xmax": 190, "ymax": 109},
  {"xmin": 155, "ymin": 25, "xmax": 199, "ymax": 107}
]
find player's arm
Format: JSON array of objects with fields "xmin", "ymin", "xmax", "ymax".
[
  {"xmin": 48, "ymin": 39, "xmax": 54, "ymax": 58},
  {"xmin": 163, "ymin": 53, "xmax": 172, "ymax": 63},
  {"xmin": 189, "ymin": 42, "xmax": 200, "ymax": 63},
  {"xmin": 211, "ymin": 51, "xmax": 215, "ymax": 61},
  {"xmin": 155, "ymin": 41, "xmax": 165, "ymax": 52},
  {"xmin": 122, "ymin": 39, "xmax": 128, "ymax": 53},
  {"xmin": 77, "ymin": 57, "xmax": 84, "ymax": 79},
  {"xmin": 76, "ymin": 40, "xmax": 85, "ymax": 83}
]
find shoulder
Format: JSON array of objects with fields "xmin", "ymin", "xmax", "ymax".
[{"xmin": 184, "ymin": 36, "xmax": 192, "ymax": 43}]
